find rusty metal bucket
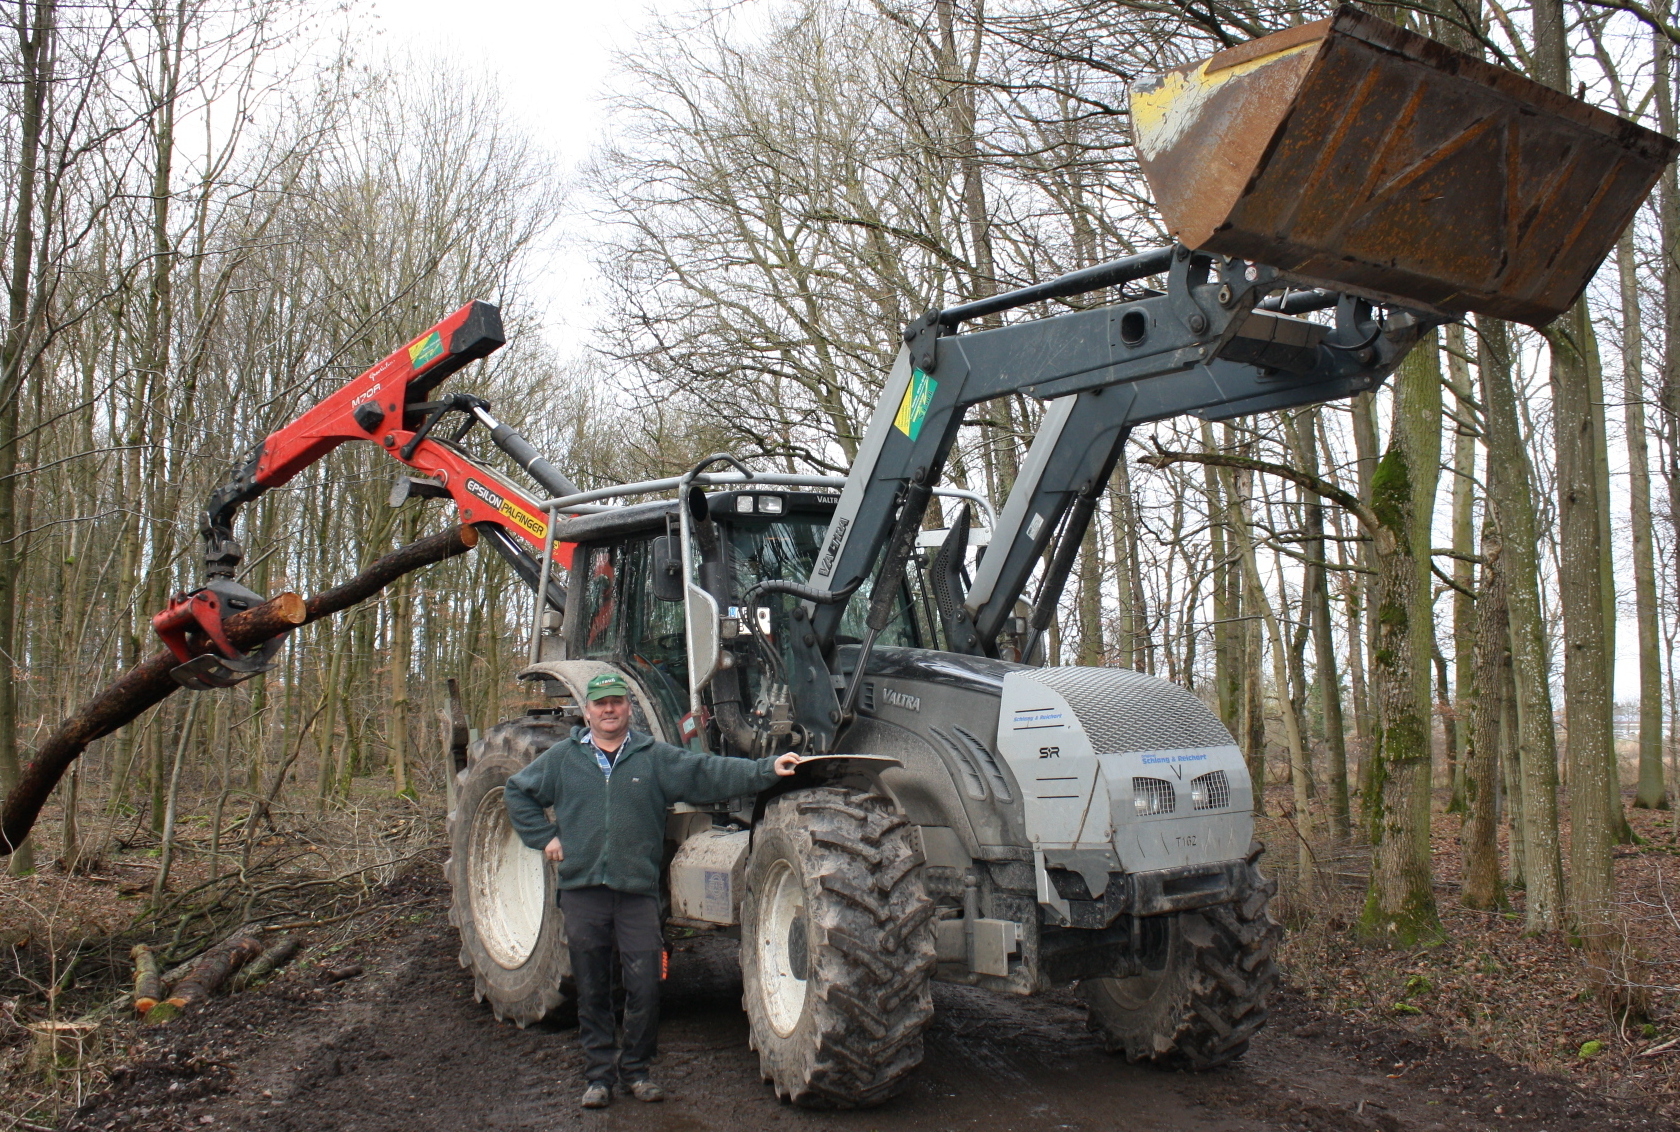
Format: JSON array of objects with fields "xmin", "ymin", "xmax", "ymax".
[{"xmin": 1130, "ymin": 5, "xmax": 1677, "ymax": 326}]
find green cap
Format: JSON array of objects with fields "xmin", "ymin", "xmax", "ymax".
[{"xmin": 585, "ymin": 672, "xmax": 631, "ymax": 701}]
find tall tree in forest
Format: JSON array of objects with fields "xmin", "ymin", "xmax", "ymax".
[
  {"xmin": 1446, "ymin": 324, "xmax": 1478, "ymax": 814},
  {"xmin": 1546, "ymin": 299, "xmax": 1619, "ymax": 951},
  {"xmin": 1359, "ymin": 331, "xmax": 1444, "ymax": 944},
  {"xmin": 1291, "ymin": 408, "xmax": 1351, "ymax": 839},
  {"xmin": 1479, "ymin": 317, "xmax": 1565, "ymax": 932},
  {"xmin": 0, "ymin": 0, "xmax": 54, "ymax": 873},
  {"xmin": 1618, "ymin": 233, "xmax": 1667, "ymax": 810},
  {"xmin": 1462, "ymin": 508, "xmax": 1507, "ymax": 910},
  {"xmin": 1534, "ymin": 0, "xmax": 1617, "ymax": 951}
]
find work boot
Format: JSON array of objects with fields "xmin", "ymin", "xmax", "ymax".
[
  {"xmin": 627, "ymin": 1079, "xmax": 665, "ymax": 1103},
  {"xmin": 580, "ymin": 1082, "xmax": 611, "ymax": 1109}
]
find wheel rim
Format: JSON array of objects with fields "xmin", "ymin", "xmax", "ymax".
[
  {"xmin": 755, "ymin": 857, "xmax": 809, "ymax": 1037},
  {"xmin": 468, "ymin": 786, "xmax": 545, "ymax": 969}
]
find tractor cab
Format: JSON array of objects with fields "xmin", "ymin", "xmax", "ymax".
[{"xmin": 554, "ymin": 488, "xmax": 929, "ymax": 745}]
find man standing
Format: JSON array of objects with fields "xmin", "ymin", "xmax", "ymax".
[{"xmin": 503, "ymin": 672, "xmax": 798, "ymax": 1109}]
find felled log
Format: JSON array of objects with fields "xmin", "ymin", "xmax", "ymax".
[
  {"xmin": 321, "ymin": 963, "xmax": 363, "ymax": 984},
  {"xmin": 145, "ymin": 934, "xmax": 265, "ymax": 1024},
  {"xmin": 1, "ymin": 524, "xmax": 480, "ymax": 855},
  {"xmin": 131, "ymin": 945, "xmax": 162, "ymax": 1015},
  {"xmin": 230, "ymin": 938, "xmax": 299, "ymax": 992}
]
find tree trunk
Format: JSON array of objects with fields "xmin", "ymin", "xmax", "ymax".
[
  {"xmin": 1479, "ymin": 316, "xmax": 1565, "ymax": 932},
  {"xmin": 1, "ymin": 526, "xmax": 480, "ymax": 854},
  {"xmin": 1619, "ymin": 233, "xmax": 1667, "ymax": 810},
  {"xmin": 1462, "ymin": 512, "xmax": 1507, "ymax": 910},
  {"xmin": 1446, "ymin": 323, "xmax": 1478, "ymax": 814},
  {"xmin": 1358, "ymin": 330, "xmax": 1444, "ymax": 945},
  {"xmin": 1222, "ymin": 466, "xmax": 1312, "ymax": 882},
  {"xmin": 1200, "ymin": 423, "xmax": 1238, "ymax": 734},
  {"xmin": 1660, "ymin": 20, "xmax": 1680, "ymax": 831},
  {"xmin": 1546, "ymin": 302, "xmax": 1618, "ymax": 954},
  {"xmin": 0, "ymin": 0, "xmax": 56, "ymax": 878},
  {"xmin": 390, "ymin": 508, "xmax": 420, "ymax": 796},
  {"xmin": 1350, "ymin": 391, "xmax": 1380, "ymax": 812},
  {"xmin": 1499, "ymin": 659, "xmax": 1525, "ymax": 888},
  {"xmin": 1295, "ymin": 409, "xmax": 1350, "ymax": 838}
]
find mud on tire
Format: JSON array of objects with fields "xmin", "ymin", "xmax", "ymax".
[
  {"xmin": 1082, "ymin": 841, "xmax": 1282, "ymax": 1069},
  {"xmin": 740, "ymin": 786, "xmax": 937, "ymax": 1108},
  {"xmin": 446, "ymin": 717, "xmax": 573, "ymax": 1028}
]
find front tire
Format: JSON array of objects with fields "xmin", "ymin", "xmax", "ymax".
[
  {"xmin": 446, "ymin": 717, "xmax": 573, "ymax": 1027},
  {"xmin": 740, "ymin": 786, "xmax": 936, "ymax": 1108},
  {"xmin": 1082, "ymin": 842, "xmax": 1282, "ymax": 1068}
]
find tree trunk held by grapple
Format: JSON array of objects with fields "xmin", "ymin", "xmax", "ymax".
[{"xmin": 0, "ymin": 524, "xmax": 480, "ymax": 856}]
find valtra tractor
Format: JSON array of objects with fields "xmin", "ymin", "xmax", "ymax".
[{"xmin": 151, "ymin": 8, "xmax": 1673, "ymax": 1108}]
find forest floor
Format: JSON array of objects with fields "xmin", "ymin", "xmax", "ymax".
[{"xmin": 0, "ymin": 787, "xmax": 1676, "ymax": 1131}]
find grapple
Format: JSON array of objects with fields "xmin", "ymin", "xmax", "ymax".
[{"xmin": 1130, "ymin": 5, "xmax": 1677, "ymax": 326}]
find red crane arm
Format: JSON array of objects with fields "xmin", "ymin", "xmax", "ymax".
[{"xmin": 201, "ymin": 300, "xmax": 572, "ymax": 574}]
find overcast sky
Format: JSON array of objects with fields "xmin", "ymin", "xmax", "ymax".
[{"xmin": 368, "ymin": 0, "xmax": 689, "ymax": 349}]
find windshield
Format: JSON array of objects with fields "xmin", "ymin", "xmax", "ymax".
[{"xmin": 728, "ymin": 517, "xmax": 917, "ymax": 650}]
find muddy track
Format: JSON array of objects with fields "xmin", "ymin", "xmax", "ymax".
[{"xmin": 69, "ymin": 870, "xmax": 1670, "ymax": 1131}]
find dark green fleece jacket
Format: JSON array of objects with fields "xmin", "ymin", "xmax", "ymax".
[{"xmin": 502, "ymin": 727, "xmax": 778, "ymax": 898}]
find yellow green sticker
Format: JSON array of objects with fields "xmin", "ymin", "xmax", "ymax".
[
  {"xmin": 894, "ymin": 368, "xmax": 937, "ymax": 441},
  {"xmin": 408, "ymin": 331, "xmax": 444, "ymax": 370}
]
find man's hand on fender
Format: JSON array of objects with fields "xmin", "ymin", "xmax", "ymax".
[
  {"xmin": 543, "ymin": 837, "xmax": 564, "ymax": 862},
  {"xmin": 773, "ymin": 753, "xmax": 803, "ymax": 777}
]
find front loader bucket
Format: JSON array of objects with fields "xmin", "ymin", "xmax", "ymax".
[{"xmin": 1130, "ymin": 5, "xmax": 1677, "ymax": 326}]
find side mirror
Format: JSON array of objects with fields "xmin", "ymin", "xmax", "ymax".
[
  {"xmin": 685, "ymin": 583, "xmax": 721, "ymax": 692},
  {"xmin": 650, "ymin": 535, "xmax": 683, "ymax": 603}
]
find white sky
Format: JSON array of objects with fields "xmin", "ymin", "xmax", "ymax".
[
  {"xmin": 370, "ymin": 0, "xmax": 1653, "ymax": 705},
  {"xmin": 368, "ymin": 0, "xmax": 690, "ymax": 348}
]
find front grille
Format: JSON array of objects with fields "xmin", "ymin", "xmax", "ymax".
[
  {"xmin": 1132, "ymin": 776, "xmax": 1176, "ymax": 816},
  {"xmin": 860, "ymin": 681, "xmax": 875, "ymax": 713},
  {"xmin": 1032, "ymin": 666, "xmax": 1233, "ymax": 755},
  {"xmin": 1191, "ymin": 769, "xmax": 1230, "ymax": 811}
]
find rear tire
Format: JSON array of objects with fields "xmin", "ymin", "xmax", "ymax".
[
  {"xmin": 446, "ymin": 717, "xmax": 573, "ymax": 1027},
  {"xmin": 1082, "ymin": 842, "xmax": 1282, "ymax": 1068},
  {"xmin": 740, "ymin": 786, "xmax": 936, "ymax": 1108}
]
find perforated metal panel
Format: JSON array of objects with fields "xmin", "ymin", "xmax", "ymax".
[
  {"xmin": 1192, "ymin": 769, "xmax": 1231, "ymax": 810},
  {"xmin": 1033, "ymin": 666, "xmax": 1233, "ymax": 754}
]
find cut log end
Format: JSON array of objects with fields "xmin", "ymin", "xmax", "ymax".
[
  {"xmin": 270, "ymin": 592, "xmax": 308, "ymax": 624},
  {"xmin": 131, "ymin": 944, "xmax": 161, "ymax": 1016}
]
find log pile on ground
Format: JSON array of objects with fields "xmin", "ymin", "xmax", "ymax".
[
  {"xmin": 133, "ymin": 931, "xmax": 300, "ymax": 1024},
  {"xmin": 143, "ymin": 934, "xmax": 263, "ymax": 1024}
]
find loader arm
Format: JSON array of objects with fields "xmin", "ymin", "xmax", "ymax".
[
  {"xmin": 785, "ymin": 6, "xmax": 1675, "ymax": 748},
  {"xmin": 161, "ymin": 301, "xmax": 575, "ymax": 685},
  {"xmin": 787, "ymin": 248, "xmax": 1427, "ymax": 745}
]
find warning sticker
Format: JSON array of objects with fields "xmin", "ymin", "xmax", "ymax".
[
  {"xmin": 408, "ymin": 331, "xmax": 444, "ymax": 370},
  {"xmin": 894, "ymin": 368, "xmax": 937, "ymax": 441}
]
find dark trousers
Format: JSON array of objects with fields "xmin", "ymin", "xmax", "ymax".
[{"xmin": 560, "ymin": 886, "xmax": 662, "ymax": 1086}]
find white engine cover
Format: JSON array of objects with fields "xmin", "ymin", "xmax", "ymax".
[{"xmin": 995, "ymin": 668, "xmax": 1254, "ymax": 880}]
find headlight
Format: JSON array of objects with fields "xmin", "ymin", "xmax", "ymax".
[
  {"xmin": 1191, "ymin": 770, "xmax": 1230, "ymax": 810},
  {"xmin": 1132, "ymin": 776, "xmax": 1175, "ymax": 816}
]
